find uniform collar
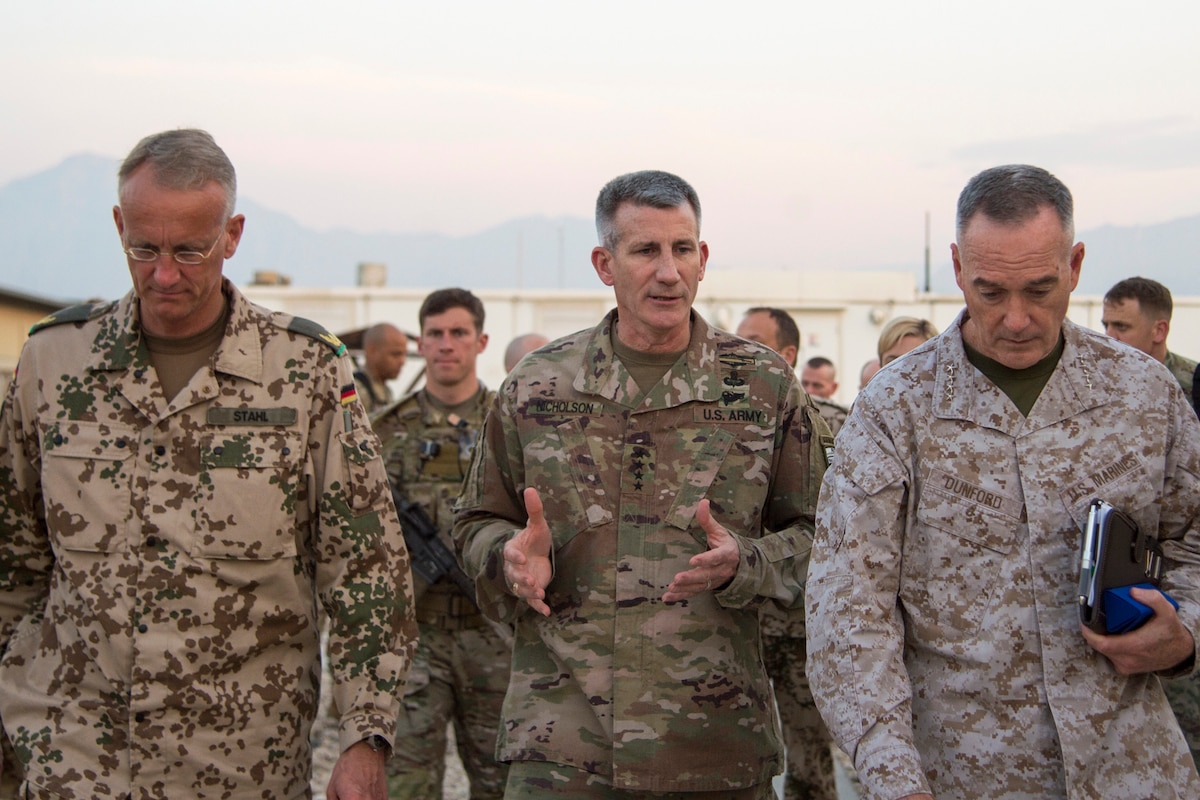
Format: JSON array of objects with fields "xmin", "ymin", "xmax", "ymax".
[
  {"xmin": 574, "ymin": 309, "xmax": 726, "ymax": 408},
  {"xmin": 85, "ymin": 279, "xmax": 265, "ymax": 385},
  {"xmin": 935, "ymin": 309, "xmax": 1108, "ymax": 434}
]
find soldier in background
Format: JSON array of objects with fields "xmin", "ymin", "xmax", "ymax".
[
  {"xmin": 355, "ymin": 323, "xmax": 409, "ymax": 413},
  {"xmin": 800, "ymin": 356, "xmax": 839, "ymax": 400},
  {"xmin": 1103, "ymin": 277, "xmax": 1199, "ymax": 417},
  {"xmin": 503, "ymin": 332, "xmax": 549, "ymax": 372},
  {"xmin": 801, "ymin": 357, "xmax": 849, "ymax": 437},
  {"xmin": 372, "ymin": 288, "xmax": 509, "ymax": 799},
  {"xmin": 0, "ymin": 128, "xmax": 415, "ymax": 800},
  {"xmin": 876, "ymin": 316, "xmax": 938, "ymax": 367},
  {"xmin": 737, "ymin": 308, "xmax": 848, "ymax": 437},
  {"xmin": 456, "ymin": 170, "xmax": 829, "ymax": 798},
  {"xmin": 735, "ymin": 308, "xmax": 845, "ymax": 800},
  {"xmin": 808, "ymin": 164, "xmax": 1200, "ymax": 799},
  {"xmin": 1102, "ymin": 276, "xmax": 1200, "ymax": 770},
  {"xmin": 858, "ymin": 357, "xmax": 881, "ymax": 391}
]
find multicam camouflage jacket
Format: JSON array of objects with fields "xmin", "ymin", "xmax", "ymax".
[
  {"xmin": 810, "ymin": 395, "xmax": 848, "ymax": 438},
  {"xmin": 454, "ymin": 310, "xmax": 830, "ymax": 793},
  {"xmin": 1165, "ymin": 350, "xmax": 1199, "ymax": 416},
  {"xmin": 0, "ymin": 281, "xmax": 416, "ymax": 800},
  {"xmin": 807, "ymin": 313, "xmax": 1200, "ymax": 800}
]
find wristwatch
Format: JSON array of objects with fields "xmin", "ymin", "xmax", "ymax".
[{"xmin": 363, "ymin": 734, "xmax": 390, "ymax": 753}]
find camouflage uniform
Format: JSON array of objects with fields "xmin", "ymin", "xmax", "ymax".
[
  {"xmin": 372, "ymin": 386, "xmax": 510, "ymax": 798},
  {"xmin": 760, "ymin": 390, "xmax": 855, "ymax": 799},
  {"xmin": 455, "ymin": 310, "xmax": 830, "ymax": 794},
  {"xmin": 810, "ymin": 396, "xmax": 848, "ymax": 438},
  {"xmin": 1165, "ymin": 350, "xmax": 1198, "ymax": 415},
  {"xmin": 354, "ymin": 368, "xmax": 394, "ymax": 415},
  {"xmin": 1160, "ymin": 348, "xmax": 1200, "ymax": 770},
  {"xmin": 807, "ymin": 312, "xmax": 1200, "ymax": 800},
  {"xmin": 0, "ymin": 281, "xmax": 417, "ymax": 800},
  {"xmin": 758, "ymin": 602, "xmax": 839, "ymax": 800}
]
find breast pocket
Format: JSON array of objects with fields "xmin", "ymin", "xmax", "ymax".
[
  {"xmin": 905, "ymin": 486, "xmax": 1020, "ymax": 639},
  {"xmin": 42, "ymin": 421, "xmax": 137, "ymax": 553},
  {"xmin": 192, "ymin": 430, "xmax": 303, "ymax": 560},
  {"xmin": 530, "ymin": 419, "xmax": 615, "ymax": 549}
]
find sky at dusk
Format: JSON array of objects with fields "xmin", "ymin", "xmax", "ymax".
[{"xmin": 4, "ymin": 1, "xmax": 1198, "ymax": 275}]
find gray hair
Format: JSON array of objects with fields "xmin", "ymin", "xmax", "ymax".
[
  {"xmin": 955, "ymin": 164, "xmax": 1073, "ymax": 242},
  {"xmin": 595, "ymin": 170, "xmax": 701, "ymax": 250},
  {"xmin": 118, "ymin": 129, "xmax": 237, "ymax": 218}
]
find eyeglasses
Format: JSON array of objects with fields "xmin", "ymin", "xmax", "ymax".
[{"xmin": 123, "ymin": 228, "xmax": 226, "ymax": 265}]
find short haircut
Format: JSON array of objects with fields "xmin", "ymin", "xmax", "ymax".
[
  {"xmin": 745, "ymin": 306, "xmax": 800, "ymax": 354},
  {"xmin": 1104, "ymin": 276, "xmax": 1173, "ymax": 322},
  {"xmin": 806, "ymin": 356, "xmax": 835, "ymax": 371},
  {"xmin": 595, "ymin": 170, "xmax": 701, "ymax": 251},
  {"xmin": 956, "ymin": 164, "xmax": 1074, "ymax": 241},
  {"xmin": 877, "ymin": 317, "xmax": 938, "ymax": 361},
  {"xmin": 119, "ymin": 129, "xmax": 237, "ymax": 218},
  {"xmin": 363, "ymin": 323, "xmax": 405, "ymax": 349},
  {"xmin": 419, "ymin": 288, "xmax": 486, "ymax": 333}
]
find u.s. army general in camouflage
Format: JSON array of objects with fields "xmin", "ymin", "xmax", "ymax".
[
  {"xmin": 807, "ymin": 213, "xmax": 1200, "ymax": 799},
  {"xmin": 454, "ymin": 309, "xmax": 830, "ymax": 793}
]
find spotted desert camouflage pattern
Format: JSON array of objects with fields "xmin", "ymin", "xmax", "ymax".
[
  {"xmin": 807, "ymin": 312, "xmax": 1200, "ymax": 799},
  {"xmin": 454, "ymin": 310, "xmax": 829, "ymax": 793},
  {"xmin": 0, "ymin": 281, "xmax": 417, "ymax": 799}
]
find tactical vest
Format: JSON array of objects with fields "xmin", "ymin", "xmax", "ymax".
[{"xmin": 378, "ymin": 386, "xmax": 494, "ymax": 625}]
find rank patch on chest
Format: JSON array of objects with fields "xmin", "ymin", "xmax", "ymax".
[{"xmin": 207, "ymin": 407, "xmax": 299, "ymax": 426}]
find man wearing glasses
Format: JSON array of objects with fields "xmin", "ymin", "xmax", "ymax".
[{"xmin": 0, "ymin": 129, "xmax": 417, "ymax": 800}]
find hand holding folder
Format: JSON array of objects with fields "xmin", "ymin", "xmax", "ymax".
[{"xmin": 1078, "ymin": 499, "xmax": 1176, "ymax": 635}]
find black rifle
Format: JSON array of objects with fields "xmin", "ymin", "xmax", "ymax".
[{"xmin": 392, "ymin": 488, "xmax": 477, "ymax": 602}]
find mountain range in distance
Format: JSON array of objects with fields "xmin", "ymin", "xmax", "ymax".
[{"xmin": 2, "ymin": 154, "xmax": 1198, "ymax": 305}]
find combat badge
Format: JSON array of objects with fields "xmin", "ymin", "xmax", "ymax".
[{"xmin": 697, "ymin": 352, "xmax": 770, "ymax": 424}]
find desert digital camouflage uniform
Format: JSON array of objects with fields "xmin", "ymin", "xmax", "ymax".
[
  {"xmin": 372, "ymin": 386, "xmax": 510, "ymax": 799},
  {"xmin": 810, "ymin": 396, "xmax": 848, "ymax": 438},
  {"xmin": 454, "ymin": 310, "xmax": 830, "ymax": 794},
  {"xmin": 806, "ymin": 312, "xmax": 1200, "ymax": 800},
  {"xmin": 0, "ymin": 280, "xmax": 417, "ymax": 800}
]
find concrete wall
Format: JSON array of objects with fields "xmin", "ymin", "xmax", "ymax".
[{"xmin": 242, "ymin": 269, "xmax": 1200, "ymax": 408}]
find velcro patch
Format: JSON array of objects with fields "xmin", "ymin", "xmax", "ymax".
[
  {"xmin": 525, "ymin": 399, "xmax": 601, "ymax": 415},
  {"xmin": 207, "ymin": 407, "xmax": 298, "ymax": 426}
]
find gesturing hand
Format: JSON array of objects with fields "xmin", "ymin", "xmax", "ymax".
[
  {"xmin": 503, "ymin": 486, "xmax": 553, "ymax": 616},
  {"xmin": 664, "ymin": 499, "xmax": 739, "ymax": 603}
]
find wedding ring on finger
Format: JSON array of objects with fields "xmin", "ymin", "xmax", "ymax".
[
  {"xmin": 512, "ymin": 581, "xmax": 520, "ymax": 595},
  {"xmin": 705, "ymin": 578, "xmax": 712, "ymax": 591}
]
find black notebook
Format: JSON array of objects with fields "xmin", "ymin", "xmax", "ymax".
[{"xmin": 1078, "ymin": 499, "xmax": 1168, "ymax": 634}]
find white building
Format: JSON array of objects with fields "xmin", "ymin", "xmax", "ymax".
[{"xmin": 243, "ymin": 267, "xmax": 1200, "ymax": 409}]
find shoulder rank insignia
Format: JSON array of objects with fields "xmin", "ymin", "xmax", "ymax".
[
  {"xmin": 286, "ymin": 316, "xmax": 347, "ymax": 356},
  {"xmin": 28, "ymin": 303, "xmax": 98, "ymax": 336}
]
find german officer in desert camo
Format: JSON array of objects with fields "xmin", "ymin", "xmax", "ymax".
[{"xmin": 0, "ymin": 128, "xmax": 416, "ymax": 800}]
